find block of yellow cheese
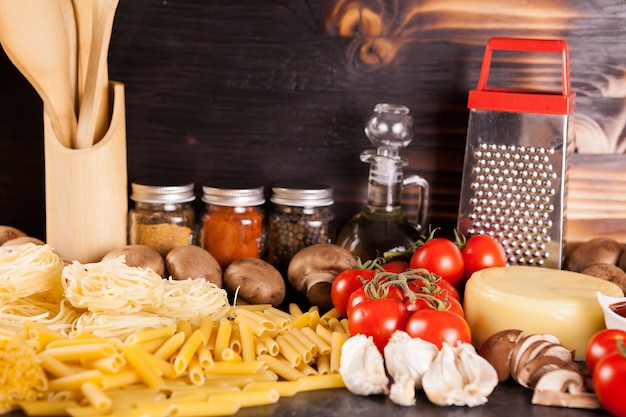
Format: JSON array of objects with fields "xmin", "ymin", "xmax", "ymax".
[{"xmin": 463, "ymin": 265, "xmax": 624, "ymax": 360}]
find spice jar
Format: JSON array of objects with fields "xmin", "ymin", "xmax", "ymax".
[
  {"xmin": 200, "ymin": 183, "xmax": 266, "ymax": 269},
  {"xmin": 128, "ymin": 179, "xmax": 196, "ymax": 257},
  {"xmin": 268, "ymin": 184, "xmax": 334, "ymax": 272}
]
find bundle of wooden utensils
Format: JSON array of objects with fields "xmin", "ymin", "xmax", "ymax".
[{"xmin": 0, "ymin": 0, "xmax": 119, "ymax": 149}]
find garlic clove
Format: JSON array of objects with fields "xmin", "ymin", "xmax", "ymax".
[{"xmin": 339, "ymin": 334, "xmax": 389, "ymax": 396}]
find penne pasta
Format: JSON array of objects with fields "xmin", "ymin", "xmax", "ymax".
[
  {"xmin": 286, "ymin": 311, "xmax": 311, "ymax": 330},
  {"xmin": 282, "ymin": 331, "xmax": 313, "ymax": 364},
  {"xmin": 21, "ymin": 320, "xmax": 66, "ymax": 347},
  {"xmin": 17, "ymin": 400, "xmax": 77, "ymax": 416},
  {"xmin": 153, "ymin": 331, "xmax": 186, "ymax": 360},
  {"xmin": 316, "ymin": 354, "xmax": 330, "ymax": 375},
  {"xmin": 100, "ymin": 370, "xmax": 141, "ymax": 391},
  {"xmin": 228, "ymin": 326, "xmax": 241, "ymax": 354},
  {"xmin": 320, "ymin": 307, "xmax": 340, "ymax": 321},
  {"xmin": 124, "ymin": 323, "xmax": 177, "ymax": 345},
  {"xmin": 177, "ymin": 320, "xmax": 193, "ymax": 339},
  {"xmin": 209, "ymin": 388, "xmax": 280, "ymax": 407},
  {"xmin": 197, "ymin": 344, "xmax": 214, "ymax": 369},
  {"xmin": 39, "ymin": 352, "xmax": 80, "ymax": 378},
  {"xmin": 220, "ymin": 347, "xmax": 243, "ymax": 362},
  {"xmin": 297, "ymin": 373, "xmax": 345, "ymax": 392},
  {"xmin": 174, "ymin": 329, "xmax": 204, "ymax": 375},
  {"xmin": 43, "ymin": 343, "xmax": 117, "ymax": 362},
  {"xmin": 204, "ymin": 360, "xmax": 265, "ymax": 375},
  {"xmin": 315, "ymin": 323, "xmax": 333, "ymax": 346},
  {"xmin": 237, "ymin": 322, "xmax": 256, "ymax": 362},
  {"xmin": 187, "ymin": 355, "xmax": 205, "ymax": 386},
  {"xmin": 232, "ymin": 309, "xmax": 277, "ymax": 337},
  {"xmin": 288, "ymin": 303, "xmax": 303, "ymax": 317},
  {"xmin": 242, "ymin": 380, "xmax": 300, "ymax": 397},
  {"xmin": 300, "ymin": 326, "xmax": 331, "ymax": 355},
  {"xmin": 80, "ymin": 381, "xmax": 112, "ymax": 410},
  {"xmin": 259, "ymin": 336, "xmax": 279, "ymax": 357},
  {"xmin": 119, "ymin": 345, "xmax": 165, "ymax": 389},
  {"xmin": 329, "ymin": 332, "xmax": 344, "ymax": 374},
  {"xmin": 48, "ymin": 369, "xmax": 103, "ymax": 392},
  {"xmin": 198, "ymin": 315, "xmax": 213, "ymax": 345},
  {"xmin": 275, "ymin": 335, "xmax": 301, "ymax": 367},
  {"xmin": 81, "ymin": 355, "xmax": 125, "ymax": 374},
  {"xmin": 258, "ymin": 354, "xmax": 304, "ymax": 381},
  {"xmin": 213, "ymin": 318, "xmax": 233, "ymax": 361},
  {"xmin": 172, "ymin": 399, "xmax": 240, "ymax": 417}
]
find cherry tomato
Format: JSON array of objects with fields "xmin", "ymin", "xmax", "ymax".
[
  {"xmin": 461, "ymin": 234, "xmax": 507, "ymax": 281},
  {"xmin": 346, "ymin": 284, "xmax": 403, "ymax": 318},
  {"xmin": 348, "ymin": 298, "xmax": 408, "ymax": 352},
  {"xmin": 405, "ymin": 309, "xmax": 471, "ymax": 349},
  {"xmin": 586, "ymin": 328, "xmax": 626, "ymax": 375},
  {"xmin": 593, "ymin": 346, "xmax": 626, "ymax": 417},
  {"xmin": 409, "ymin": 238, "xmax": 464, "ymax": 286},
  {"xmin": 381, "ymin": 260, "xmax": 409, "ymax": 273},
  {"xmin": 330, "ymin": 269, "xmax": 375, "ymax": 317},
  {"xmin": 434, "ymin": 278, "xmax": 461, "ymax": 302}
]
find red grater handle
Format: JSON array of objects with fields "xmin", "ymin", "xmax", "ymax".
[{"xmin": 469, "ymin": 37, "xmax": 575, "ymax": 114}]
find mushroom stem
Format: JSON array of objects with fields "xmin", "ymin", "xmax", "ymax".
[{"xmin": 531, "ymin": 369, "xmax": 601, "ymax": 409}]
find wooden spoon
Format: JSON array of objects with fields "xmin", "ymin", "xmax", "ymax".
[
  {"xmin": 0, "ymin": 0, "xmax": 77, "ymax": 148},
  {"xmin": 74, "ymin": 0, "xmax": 119, "ymax": 149},
  {"xmin": 71, "ymin": 0, "xmax": 93, "ymax": 109}
]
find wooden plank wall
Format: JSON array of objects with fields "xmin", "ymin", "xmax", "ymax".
[{"xmin": 0, "ymin": 0, "xmax": 625, "ymax": 242}]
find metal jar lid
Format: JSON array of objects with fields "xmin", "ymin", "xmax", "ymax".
[
  {"xmin": 130, "ymin": 179, "xmax": 196, "ymax": 203},
  {"xmin": 270, "ymin": 184, "xmax": 333, "ymax": 207},
  {"xmin": 202, "ymin": 183, "xmax": 265, "ymax": 207}
]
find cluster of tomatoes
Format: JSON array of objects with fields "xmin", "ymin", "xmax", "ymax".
[
  {"xmin": 330, "ymin": 231, "xmax": 507, "ymax": 352},
  {"xmin": 586, "ymin": 329, "xmax": 626, "ymax": 417}
]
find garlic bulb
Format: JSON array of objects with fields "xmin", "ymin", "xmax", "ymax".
[
  {"xmin": 422, "ymin": 341, "xmax": 498, "ymax": 407},
  {"xmin": 339, "ymin": 334, "xmax": 389, "ymax": 396},
  {"xmin": 384, "ymin": 330, "xmax": 438, "ymax": 406}
]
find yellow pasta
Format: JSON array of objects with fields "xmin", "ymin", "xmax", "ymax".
[
  {"xmin": 132, "ymin": 336, "xmax": 168, "ymax": 354},
  {"xmin": 259, "ymin": 336, "xmax": 279, "ymax": 356},
  {"xmin": 177, "ymin": 320, "xmax": 193, "ymax": 339},
  {"xmin": 82, "ymin": 355, "xmax": 125, "ymax": 374},
  {"xmin": 300, "ymin": 326, "xmax": 331, "ymax": 355},
  {"xmin": 153, "ymin": 331, "xmax": 185, "ymax": 360},
  {"xmin": 209, "ymin": 388, "xmax": 280, "ymax": 407},
  {"xmin": 296, "ymin": 362, "xmax": 318, "ymax": 376},
  {"xmin": 289, "ymin": 327, "xmax": 318, "ymax": 356},
  {"xmin": 243, "ymin": 380, "xmax": 300, "ymax": 397},
  {"xmin": 320, "ymin": 307, "xmax": 340, "ymax": 321},
  {"xmin": 238, "ymin": 322, "xmax": 256, "ymax": 362},
  {"xmin": 262, "ymin": 309, "xmax": 291, "ymax": 328},
  {"xmin": 316, "ymin": 354, "xmax": 330, "ymax": 375},
  {"xmin": 198, "ymin": 315, "xmax": 213, "ymax": 345},
  {"xmin": 326, "ymin": 317, "xmax": 346, "ymax": 335},
  {"xmin": 330, "ymin": 331, "xmax": 344, "ymax": 374},
  {"xmin": 21, "ymin": 320, "xmax": 65, "ymax": 347},
  {"xmin": 307, "ymin": 309, "xmax": 321, "ymax": 329},
  {"xmin": 205, "ymin": 360, "xmax": 265, "ymax": 375},
  {"xmin": 258, "ymin": 354, "xmax": 304, "ymax": 381},
  {"xmin": 17, "ymin": 400, "xmax": 77, "ymax": 416},
  {"xmin": 119, "ymin": 344, "xmax": 164, "ymax": 389},
  {"xmin": 124, "ymin": 323, "xmax": 177, "ymax": 344},
  {"xmin": 187, "ymin": 355, "xmax": 205, "ymax": 386},
  {"xmin": 140, "ymin": 349, "xmax": 178, "ymax": 379},
  {"xmin": 100, "ymin": 370, "xmax": 141, "ymax": 390},
  {"xmin": 172, "ymin": 399, "xmax": 240, "ymax": 417},
  {"xmin": 275, "ymin": 335, "xmax": 301, "ymax": 366},
  {"xmin": 288, "ymin": 303, "xmax": 304, "ymax": 317},
  {"xmin": 174, "ymin": 329, "xmax": 204, "ymax": 375},
  {"xmin": 220, "ymin": 347, "xmax": 242, "ymax": 362},
  {"xmin": 297, "ymin": 374, "xmax": 345, "ymax": 391},
  {"xmin": 213, "ymin": 318, "xmax": 233, "ymax": 360},
  {"xmin": 197, "ymin": 344, "xmax": 214, "ymax": 369},
  {"xmin": 80, "ymin": 381, "xmax": 112, "ymax": 410},
  {"xmin": 48, "ymin": 369, "xmax": 103, "ymax": 392},
  {"xmin": 287, "ymin": 311, "xmax": 311, "ymax": 330},
  {"xmin": 38, "ymin": 351, "xmax": 80, "ymax": 378},
  {"xmin": 282, "ymin": 331, "xmax": 313, "ymax": 364},
  {"xmin": 232, "ymin": 309, "xmax": 277, "ymax": 337},
  {"xmin": 315, "ymin": 323, "xmax": 333, "ymax": 345}
]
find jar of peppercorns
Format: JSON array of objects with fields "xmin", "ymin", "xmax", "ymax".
[
  {"xmin": 200, "ymin": 183, "xmax": 266, "ymax": 269},
  {"xmin": 268, "ymin": 184, "xmax": 334, "ymax": 272},
  {"xmin": 128, "ymin": 179, "xmax": 196, "ymax": 257}
]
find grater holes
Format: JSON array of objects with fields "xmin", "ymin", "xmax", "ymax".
[{"xmin": 466, "ymin": 143, "xmax": 559, "ymax": 266}]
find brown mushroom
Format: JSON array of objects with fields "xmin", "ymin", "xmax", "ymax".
[
  {"xmin": 102, "ymin": 245, "xmax": 166, "ymax": 277},
  {"xmin": 287, "ymin": 243, "xmax": 356, "ymax": 310},
  {"xmin": 531, "ymin": 369, "xmax": 601, "ymax": 409},
  {"xmin": 1, "ymin": 236, "xmax": 45, "ymax": 247},
  {"xmin": 580, "ymin": 263, "xmax": 626, "ymax": 294},
  {"xmin": 566, "ymin": 237, "xmax": 623, "ymax": 272},
  {"xmin": 477, "ymin": 329, "xmax": 524, "ymax": 382},
  {"xmin": 510, "ymin": 333, "xmax": 560, "ymax": 378},
  {"xmin": 165, "ymin": 245, "xmax": 223, "ymax": 287},
  {"xmin": 223, "ymin": 258, "xmax": 286, "ymax": 307},
  {"xmin": 0, "ymin": 225, "xmax": 27, "ymax": 246}
]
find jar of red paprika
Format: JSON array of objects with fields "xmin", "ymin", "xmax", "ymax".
[{"xmin": 200, "ymin": 183, "xmax": 266, "ymax": 269}]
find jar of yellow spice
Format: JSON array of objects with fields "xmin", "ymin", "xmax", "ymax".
[{"xmin": 128, "ymin": 179, "xmax": 196, "ymax": 256}]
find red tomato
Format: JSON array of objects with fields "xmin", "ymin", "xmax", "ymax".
[
  {"xmin": 330, "ymin": 269, "xmax": 375, "ymax": 317},
  {"xmin": 461, "ymin": 234, "xmax": 507, "ymax": 281},
  {"xmin": 586, "ymin": 328, "xmax": 626, "ymax": 375},
  {"xmin": 405, "ymin": 309, "xmax": 471, "ymax": 349},
  {"xmin": 348, "ymin": 298, "xmax": 408, "ymax": 352},
  {"xmin": 593, "ymin": 348, "xmax": 626, "ymax": 417},
  {"xmin": 434, "ymin": 278, "xmax": 461, "ymax": 302},
  {"xmin": 381, "ymin": 260, "xmax": 409, "ymax": 273},
  {"xmin": 409, "ymin": 238, "xmax": 464, "ymax": 286},
  {"xmin": 346, "ymin": 284, "xmax": 403, "ymax": 318}
]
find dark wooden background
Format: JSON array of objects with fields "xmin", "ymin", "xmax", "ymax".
[{"xmin": 1, "ymin": 0, "xmax": 626, "ymax": 241}]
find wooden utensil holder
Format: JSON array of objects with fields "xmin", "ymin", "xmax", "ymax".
[{"xmin": 44, "ymin": 81, "xmax": 127, "ymax": 262}]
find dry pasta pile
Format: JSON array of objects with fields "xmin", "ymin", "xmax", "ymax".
[
  {"xmin": 17, "ymin": 303, "xmax": 347, "ymax": 417},
  {"xmin": 0, "ymin": 243, "xmax": 348, "ymax": 416}
]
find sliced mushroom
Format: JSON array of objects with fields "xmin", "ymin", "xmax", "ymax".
[
  {"xmin": 478, "ymin": 329, "xmax": 524, "ymax": 382},
  {"xmin": 510, "ymin": 333, "xmax": 560, "ymax": 377},
  {"xmin": 531, "ymin": 369, "xmax": 601, "ymax": 409},
  {"xmin": 515, "ymin": 355, "xmax": 572, "ymax": 389}
]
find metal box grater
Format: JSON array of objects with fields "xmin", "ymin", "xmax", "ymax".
[{"xmin": 457, "ymin": 37, "xmax": 576, "ymax": 269}]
